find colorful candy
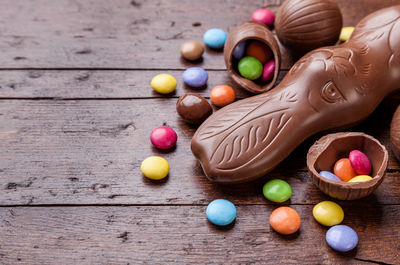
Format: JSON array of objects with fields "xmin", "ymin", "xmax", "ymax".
[
  {"xmin": 206, "ymin": 199, "xmax": 237, "ymax": 226},
  {"xmin": 339, "ymin": 27, "xmax": 355, "ymax": 42},
  {"xmin": 180, "ymin": 40, "xmax": 204, "ymax": 61},
  {"xmin": 319, "ymin": 171, "xmax": 341, "ymax": 182},
  {"xmin": 269, "ymin": 206, "xmax": 301, "ymax": 235},
  {"xmin": 333, "ymin": 158, "xmax": 357, "ymax": 182},
  {"xmin": 238, "ymin": 56, "xmax": 263, "ymax": 80},
  {"xmin": 151, "ymin": 74, "xmax": 177, "ymax": 94},
  {"xmin": 233, "ymin": 41, "xmax": 247, "ymax": 60},
  {"xmin": 150, "ymin": 126, "xmax": 177, "ymax": 150},
  {"xmin": 348, "ymin": 175, "xmax": 372, "ymax": 182},
  {"xmin": 203, "ymin": 28, "xmax": 228, "ymax": 49},
  {"xmin": 313, "ymin": 201, "xmax": 344, "ymax": 226},
  {"xmin": 210, "ymin": 85, "xmax": 235, "ymax": 107},
  {"xmin": 182, "ymin": 67, "xmax": 208, "ymax": 87},
  {"xmin": 326, "ymin": 225, "xmax": 358, "ymax": 252},
  {"xmin": 262, "ymin": 59, "xmax": 275, "ymax": 82},
  {"xmin": 349, "ymin": 150, "xmax": 371, "ymax": 175},
  {"xmin": 262, "ymin": 179, "xmax": 292, "ymax": 203},
  {"xmin": 141, "ymin": 156, "xmax": 169, "ymax": 180},
  {"xmin": 246, "ymin": 41, "xmax": 271, "ymax": 64},
  {"xmin": 176, "ymin": 93, "xmax": 212, "ymax": 124},
  {"xmin": 251, "ymin": 8, "xmax": 275, "ymax": 27}
]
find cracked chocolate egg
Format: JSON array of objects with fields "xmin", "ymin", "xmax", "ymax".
[
  {"xmin": 390, "ymin": 105, "xmax": 400, "ymax": 161},
  {"xmin": 275, "ymin": 0, "xmax": 343, "ymax": 56},
  {"xmin": 307, "ymin": 132, "xmax": 388, "ymax": 200}
]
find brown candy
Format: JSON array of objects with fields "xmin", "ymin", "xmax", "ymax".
[
  {"xmin": 177, "ymin": 93, "xmax": 212, "ymax": 124},
  {"xmin": 224, "ymin": 22, "xmax": 281, "ymax": 94},
  {"xmin": 191, "ymin": 6, "xmax": 400, "ymax": 184},
  {"xmin": 275, "ymin": 0, "xmax": 343, "ymax": 56},
  {"xmin": 390, "ymin": 105, "xmax": 400, "ymax": 161},
  {"xmin": 180, "ymin": 41, "xmax": 204, "ymax": 61}
]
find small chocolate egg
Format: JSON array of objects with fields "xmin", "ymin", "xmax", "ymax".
[
  {"xmin": 180, "ymin": 41, "xmax": 204, "ymax": 61},
  {"xmin": 176, "ymin": 93, "xmax": 212, "ymax": 124},
  {"xmin": 275, "ymin": 0, "xmax": 343, "ymax": 55}
]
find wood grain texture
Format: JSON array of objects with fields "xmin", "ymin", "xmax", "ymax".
[
  {"xmin": 0, "ymin": 99, "xmax": 399, "ymax": 205},
  {"xmin": 0, "ymin": 205, "xmax": 398, "ymax": 264}
]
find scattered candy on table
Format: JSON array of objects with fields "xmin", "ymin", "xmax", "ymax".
[
  {"xmin": 262, "ymin": 179, "xmax": 292, "ymax": 203},
  {"xmin": 238, "ymin": 56, "xmax": 263, "ymax": 80},
  {"xmin": 269, "ymin": 206, "xmax": 301, "ymax": 235},
  {"xmin": 233, "ymin": 41, "xmax": 247, "ymax": 60},
  {"xmin": 313, "ymin": 201, "xmax": 344, "ymax": 226},
  {"xmin": 251, "ymin": 8, "xmax": 275, "ymax": 27},
  {"xmin": 180, "ymin": 40, "xmax": 204, "ymax": 61},
  {"xmin": 262, "ymin": 59, "xmax": 275, "ymax": 82},
  {"xmin": 246, "ymin": 40, "xmax": 272, "ymax": 64},
  {"xmin": 209, "ymin": 85, "xmax": 235, "ymax": 107},
  {"xmin": 151, "ymin": 73, "xmax": 177, "ymax": 94},
  {"xmin": 182, "ymin": 67, "xmax": 208, "ymax": 87},
  {"xmin": 326, "ymin": 225, "xmax": 358, "ymax": 252},
  {"xmin": 176, "ymin": 93, "xmax": 213, "ymax": 124},
  {"xmin": 349, "ymin": 150, "xmax": 371, "ymax": 175},
  {"xmin": 141, "ymin": 156, "xmax": 169, "ymax": 180},
  {"xmin": 319, "ymin": 171, "xmax": 341, "ymax": 182},
  {"xmin": 333, "ymin": 158, "xmax": 357, "ymax": 182},
  {"xmin": 348, "ymin": 175, "xmax": 372, "ymax": 182},
  {"xmin": 339, "ymin": 27, "xmax": 355, "ymax": 42},
  {"xmin": 206, "ymin": 199, "xmax": 237, "ymax": 226},
  {"xmin": 150, "ymin": 126, "xmax": 177, "ymax": 150},
  {"xmin": 203, "ymin": 28, "xmax": 228, "ymax": 49}
]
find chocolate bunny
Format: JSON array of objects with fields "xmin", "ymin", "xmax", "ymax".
[{"xmin": 191, "ymin": 6, "xmax": 400, "ymax": 183}]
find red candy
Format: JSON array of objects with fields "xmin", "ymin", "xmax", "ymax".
[
  {"xmin": 349, "ymin": 150, "xmax": 371, "ymax": 175},
  {"xmin": 150, "ymin": 126, "xmax": 177, "ymax": 149},
  {"xmin": 252, "ymin": 8, "xmax": 275, "ymax": 27},
  {"xmin": 333, "ymin": 158, "xmax": 357, "ymax": 182},
  {"xmin": 262, "ymin": 60, "xmax": 275, "ymax": 82}
]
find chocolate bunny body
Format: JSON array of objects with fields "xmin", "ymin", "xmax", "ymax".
[{"xmin": 191, "ymin": 6, "xmax": 400, "ymax": 183}]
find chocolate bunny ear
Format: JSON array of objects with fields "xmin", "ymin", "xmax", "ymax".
[{"xmin": 192, "ymin": 5, "xmax": 400, "ymax": 184}]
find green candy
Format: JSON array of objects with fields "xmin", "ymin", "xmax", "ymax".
[
  {"xmin": 262, "ymin": 179, "xmax": 292, "ymax": 203},
  {"xmin": 238, "ymin": 56, "xmax": 263, "ymax": 80}
]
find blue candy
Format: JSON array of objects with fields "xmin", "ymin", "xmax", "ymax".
[
  {"xmin": 182, "ymin": 67, "xmax": 208, "ymax": 87},
  {"xmin": 203, "ymin": 28, "xmax": 228, "ymax": 49},
  {"xmin": 233, "ymin": 41, "xmax": 247, "ymax": 60},
  {"xmin": 326, "ymin": 225, "xmax": 358, "ymax": 252},
  {"xmin": 320, "ymin": 171, "xmax": 341, "ymax": 182},
  {"xmin": 206, "ymin": 199, "xmax": 236, "ymax": 226}
]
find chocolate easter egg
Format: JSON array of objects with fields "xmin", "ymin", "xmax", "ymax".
[
  {"xmin": 176, "ymin": 93, "xmax": 213, "ymax": 124},
  {"xmin": 275, "ymin": 0, "xmax": 343, "ymax": 55},
  {"xmin": 390, "ymin": 105, "xmax": 400, "ymax": 161}
]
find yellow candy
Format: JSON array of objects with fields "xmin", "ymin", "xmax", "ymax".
[
  {"xmin": 313, "ymin": 201, "xmax": 344, "ymax": 226},
  {"xmin": 151, "ymin": 74, "xmax": 177, "ymax": 94},
  {"xmin": 141, "ymin": 156, "xmax": 169, "ymax": 180},
  {"xmin": 348, "ymin": 175, "xmax": 372, "ymax": 182},
  {"xmin": 339, "ymin": 27, "xmax": 355, "ymax": 42}
]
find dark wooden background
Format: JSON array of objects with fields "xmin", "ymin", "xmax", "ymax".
[{"xmin": 0, "ymin": 0, "xmax": 399, "ymax": 264}]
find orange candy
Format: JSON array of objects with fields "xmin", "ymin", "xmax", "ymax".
[
  {"xmin": 333, "ymin": 158, "xmax": 357, "ymax": 181},
  {"xmin": 246, "ymin": 41, "xmax": 272, "ymax": 64},
  {"xmin": 269, "ymin": 206, "xmax": 301, "ymax": 235},
  {"xmin": 210, "ymin": 85, "xmax": 236, "ymax": 107}
]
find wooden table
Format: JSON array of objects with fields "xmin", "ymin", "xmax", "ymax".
[{"xmin": 0, "ymin": 0, "xmax": 399, "ymax": 264}]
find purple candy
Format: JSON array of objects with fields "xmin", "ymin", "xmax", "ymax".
[
  {"xmin": 182, "ymin": 67, "xmax": 208, "ymax": 87},
  {"xmin": 233, "ymin": 41, "xmax": 247, "ymax": 60},
  {"xmin": 326, "ymin": 225, "xmax": 358, "ymax": 252},
  {"xmin": 319, "ymin": 171, "xmax": 341, "ymax": 182}
]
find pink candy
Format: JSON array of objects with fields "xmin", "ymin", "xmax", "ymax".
[
  {"xmin": 150, "ymin": 126, "xmax": 177, "ymax": 149},
  {"xmin": 252, "ymin": 8, "xmax": 275, "ymax": 27},
  {"xmin": 262, "ymin": 60, "xmax": 275, "ymax": 82},
  {"xmin": 349, "ymin": 150, "xmax": 371, "ymax": 175}
]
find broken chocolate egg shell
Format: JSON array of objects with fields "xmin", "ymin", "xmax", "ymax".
[
  {"xmin": 390, "ymin": 104, "xmax": 400, "ymax": 161},
  {"xmin": 224, "ymin": 22, "xmax": 281, "ymax": 94},
  {"xmin": 307, "ymin": 132, "xmax": 388, "ymax": 200}
]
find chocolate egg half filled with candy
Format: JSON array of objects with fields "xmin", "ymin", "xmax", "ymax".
[
  {"xmin": 275, "ymin": 0, "xmax": 343, "ymax": 56},
  {"xmin": 224, "ymin": 22, "xmax": 281, "ymax": 94}
]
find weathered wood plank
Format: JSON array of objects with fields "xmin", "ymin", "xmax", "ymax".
[
  {"xmin": 0, "ymin": 99, "xmax": 399, "ymax": 205},
  {"xmin": 0, "ymin": 205, "xmax": 398, "ymax": 264},
  {"xmin": 1, "ymin": 0, "xmax": 399, "ymax": 69}
]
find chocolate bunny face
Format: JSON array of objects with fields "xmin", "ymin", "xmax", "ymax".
[{"xmin": 191, "ymin": 6, "xmax": 400, "ymax": 184}]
